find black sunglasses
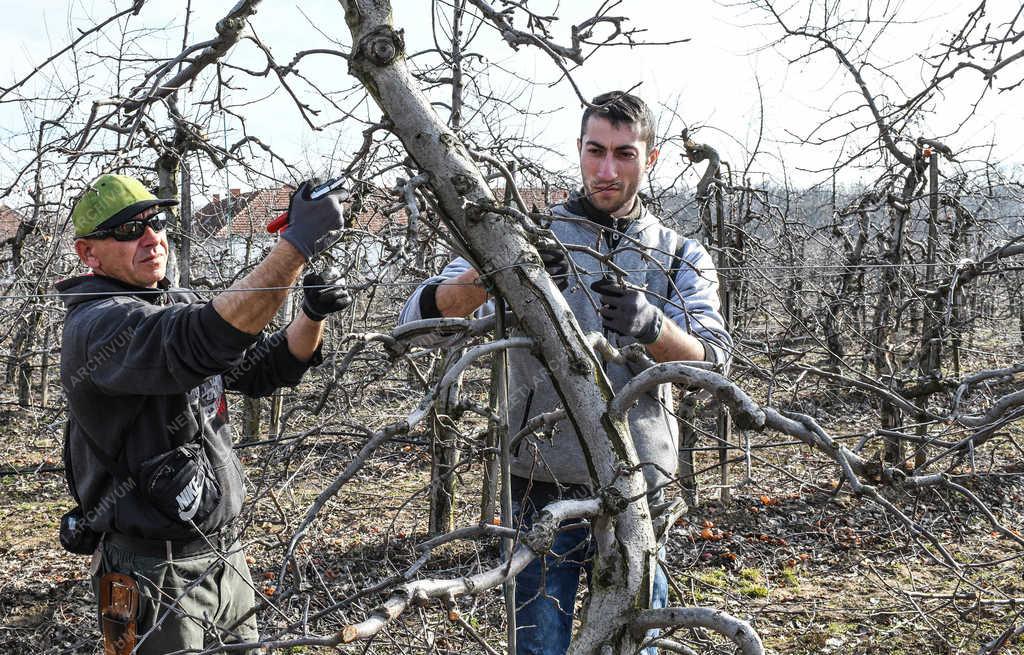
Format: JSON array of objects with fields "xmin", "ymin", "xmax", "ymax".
[{"xmin": 83, "ymin": 215, "xmax": 168, "ymax": 241}]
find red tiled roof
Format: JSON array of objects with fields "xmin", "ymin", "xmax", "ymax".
[
  {"xmin": 0, "ymin": 204, "xmax": 24, "ymax": 239},
  {"xmin": 191, "ymin": 185, "xmax": 571, "ymax": 240},
  {"xmin": 517, "ymin": 187, "xmax": 570, "ymax": 210},
  {"xmin": 193, "ymin": 186, "xmax": 293, "ymax": 239}
]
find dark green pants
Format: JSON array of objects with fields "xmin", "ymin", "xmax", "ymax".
[{"xmin": 93, "ymin": 539, "xmax": 259, "ymax": 653}]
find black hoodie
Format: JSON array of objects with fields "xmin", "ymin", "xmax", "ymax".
[{"xmin": 57, "ymin": 274, "xmax": 318, "ymax": 540}]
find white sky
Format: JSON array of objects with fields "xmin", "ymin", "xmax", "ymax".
[{"xmin": 1, "ymin": 0, "xmax": 1022, "ymax": 200}]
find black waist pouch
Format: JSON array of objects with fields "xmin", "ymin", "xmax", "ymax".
[
  {"xmin": 60, "ymin": 506, "xmax": 103, "ymax": 555},
  {"xmin": 138, "ymin": 442, "xmax": 222, "ymax": 525},
  {"xmin": 61, "ymin": 423, "xmax": 104, "ymax": 555}
]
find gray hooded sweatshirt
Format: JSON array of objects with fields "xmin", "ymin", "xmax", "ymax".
[{"xmin": 398, "ymin": 200, "xmax": 732, "ymax": 489}]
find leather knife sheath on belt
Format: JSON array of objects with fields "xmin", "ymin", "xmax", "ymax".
[{"xmin": 99, "ymin": 572, "xmax": 139, "ymax": 655}]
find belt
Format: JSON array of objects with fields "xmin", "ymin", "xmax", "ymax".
[
  {"xmin": 509, "ymin": 475, "xmax": 665, "ymax": 510},
  {"xmin": 510, "ymin": 475, "xmax": 591, "ymax": 510},
  {"xmin": 105, "ymin": 525, "xmax": 239, "ymax": 560}
]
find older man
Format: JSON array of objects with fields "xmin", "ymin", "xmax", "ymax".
[
  {"xmin": 58, "ymin": 174, "xmax": 349, "ymax": 653},
  {"xmin": 398, "ymin": 91, "xmax": 732, "ymax": 654}
]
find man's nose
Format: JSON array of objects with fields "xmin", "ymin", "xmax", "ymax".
[
  {"xmin": 138, "ymin": 226, "xmax": 160, "ymax": 245},
  {"xmin": 595, "ymin": 153, "xmax": 616, "ymax": 179}
]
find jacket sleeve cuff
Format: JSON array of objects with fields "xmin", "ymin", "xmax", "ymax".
[
  {"xmin": 271, "ymin": 330, "xmax": 323, "ymax": 383},
  {"xmin": 418, "ymin": 283, "xmax": 442, "ymax": 319},
  {"xmin": 695, "ymin": 337, "xmax": 717, "ymax": 364},
  {"xmin": 200, "ymin": 302, "xmax": 261, "ymax": 353}
]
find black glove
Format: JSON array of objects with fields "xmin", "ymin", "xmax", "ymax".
[
  {"xmin": 280, "ymin": 180, "xmax": 345, "ymax": 261},
  {"xmin": 537, "ymin": 243, "xmax": 569, "ymax": 291},
  {"xmin": 302, "ymin": 272, "xmax": 352, "ymax": 321},
  {"xmin": 590, "ymin": 277, "xmax": 664, "ymax": 344}
]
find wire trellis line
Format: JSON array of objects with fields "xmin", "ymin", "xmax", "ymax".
[{"xmin": 2, "ymin": 259, "xmax": 1020, "ymax": 302}]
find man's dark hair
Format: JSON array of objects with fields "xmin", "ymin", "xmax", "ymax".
[{"xmin": 580, "ymin": 91, "xmax": 657, "ymax": 151}]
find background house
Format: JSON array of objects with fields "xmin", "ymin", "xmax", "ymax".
[
  {"xmin": 193, "ymin": 186, "xmax": 289, "ymax": 266},
  {"xmin": 190, "ymin": 184, "xmax": 570, "ymax": 281},
  {"xmin": 0, "ymin": 204, "xmax": 24, "ymax": 240},
  {"xmin": 191, "ymin": 184, "xmax": 397, "ymax": 277}
]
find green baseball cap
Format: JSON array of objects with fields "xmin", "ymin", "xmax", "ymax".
[{"xmin": 72, "ymin": 174, "xmax": 178, "ymax": 237}]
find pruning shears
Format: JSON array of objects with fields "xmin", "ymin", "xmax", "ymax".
[
  {"xmin": 268, "ymin": 177, "xmax": 349, "ymax": 287},
  {"xmin": 266, "ymin": 176, "xmax": 348, "ymax": 234}
]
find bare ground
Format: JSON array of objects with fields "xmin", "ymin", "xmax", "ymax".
[{"xmin": 1, "ymin": 370, "xmax": 1023, "ymax": 654}]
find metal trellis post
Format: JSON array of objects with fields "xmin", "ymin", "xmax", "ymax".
[{"xmin": 715, "ymin": 182, "xmax": 733, "ymax": 505}]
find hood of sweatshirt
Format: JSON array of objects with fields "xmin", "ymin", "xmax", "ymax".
[{"xmin": 56, "ymin": 274, "xmax": 178, "ymax": 310}]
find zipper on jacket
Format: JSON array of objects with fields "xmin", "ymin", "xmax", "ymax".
[{"xmin": 513, "ymin": 389, "xmax": 534, "ymax": 458}]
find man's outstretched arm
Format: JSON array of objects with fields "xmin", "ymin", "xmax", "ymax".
[
  {"xmin": 660, "ymin": 239, "xmax": 733, "ymax": 369},
  {"xmin": 284, "ymin": 272, "xmax": 351, "ymax": 361},
  {"xmin": 211, "ymin": 240, "xmax": 305, "ymax": 335},
  {"xmin": 212, "ymin": 182, "xmax": 345, "ymax": 335},
  {"xmin": 285, "ymin": 313, "xmax": 325, "ymax": 362},
  {"xmin": 644, "ymin": 318, "xmax": 709, "ymax": 363},
  {"xmin": 398, "ymin": 257, "xmax": 488, "ymax": 324},
  {"xmin": 434, "ymin": 268, "xmax": 489, "ymax": 317}
]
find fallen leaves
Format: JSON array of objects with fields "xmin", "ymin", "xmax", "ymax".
[
  {"xmin": 785, "ymin": 553, "xmax": 813, "ymax": 568},
  {"xmin": 745, "ymin": 532, "xmax": 789, "ymax": 547},
  {"xmin": 694, "ymin": 520, "xmax": 732, "ymax": 542}
]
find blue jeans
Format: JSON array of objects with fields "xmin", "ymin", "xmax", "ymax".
[{"xmin": 510, "ymin": 480, "xmax": 668, "ymax": 655}]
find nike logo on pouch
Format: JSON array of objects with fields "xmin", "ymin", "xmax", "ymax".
[{"xmin": 175, "ymin": 475, "xmax": 203, "ymax": 521}]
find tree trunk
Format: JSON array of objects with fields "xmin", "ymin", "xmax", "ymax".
[
  {"xmin": 1018, "ymin": 279, "xmax": 1024, "ymax": 352},
  {"xmin": 6, "ymin": 319, "xmax": 27, "ymax": 385},
  {"xmin": 340, "ymin": 3, "xmax": 656, "ymax": 650},
  {"xmin": 18, "ymin": 360, "xmax": 32, "ymax": 407},
  {"xmin": 14, "ymin": 310, "xmax": 42, "ymax": 408},
  {"xmin": 268, "ymin": 292, "xmax": 292, "ymax": 437},
  {"xmin": 179, "ymin": 160, "xmax": 193, "ymax": 288},
  {"xmin": 427, "ymin": 0, "xmax": 469, "ymax": 538},
  {"xmin": 428, "ymin": 349, "xmax": 462, "ymax": 535},
  {"xmin": 156, "ymin": 144, "xmax": 183, "ymax": 287},
  {"xmin": 914, "ymin": 152, "xmax": 942, "ymax": 468},
  {"xmin": 917, "ymin": 151, "xmax": 941, "ymax": 379},
  {"xmin": 241, "ymin": 396, "xmax": 261, "ymax": 443},
  {"xmin": 714, "ymin": 184, "xmax": 732, "ymax": 504},
  {"xmin": 874, "ymin": 155, "xmax": 927, "ymax": 463},
  {"xmin": 38, "ymin": 319, "xmax": 52, "ymax": 408},
  {"xmin": 676, "ymin": 391, "xmax": 700, "ymax": 507}
]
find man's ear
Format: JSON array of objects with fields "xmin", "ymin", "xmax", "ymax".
[
  {"xmin": 577, "ymin": 137, "xmax": 582, "ymax": 154},
  {"xmin": 646, "ymin": 146, "xmax": 660, "ymax": 169},
  {"xmin": 74, "ymin": 239, "xmax": 101, "ymax": 270}
]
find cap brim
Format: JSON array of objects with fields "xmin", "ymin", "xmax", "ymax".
[{"xmin": 94, "ymin": 198, "xmax": 179, "ymax": 231}]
